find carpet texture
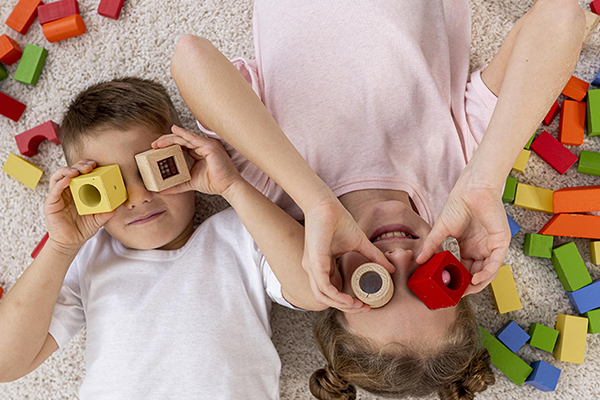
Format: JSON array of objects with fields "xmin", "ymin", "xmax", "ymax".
[{"xmin": 1, "ymin": 0, "xmax": 599, "ymax": 399}]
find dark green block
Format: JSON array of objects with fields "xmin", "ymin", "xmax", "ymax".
[
  {"xmin": 14, "ymin": 44, "xmax": 47, "ymax": 87},
  {"xmin": 0, "ymin": 63, "xmax": 7, "ymax": 81},
  {"xmin": 528, "ymin": 323, "xmax": 559, "ymax": 352},
  {"xmin": 523, "ymin": 233, "xmax": 553, "ymax": 258},
  {"xmin": 480, "ymin": 326, "xmax": 532, "ymax": 385},
  {"xmin": 588, "ymin": 89, "xmax": 600, "ymax": 137},
  {"xmin": 551, "ymin": 242, "xmax": 592, "ymax": 292},
  {"xmin": 578, "ymin": 151, "xmax": 600, "ymax": 177},
  {"xmin": 502, "ymin": 176, "xmax": 518, "ymax": 204},
  {"xmin": 583, "ymin": 309, "xmax": 600, "ymax": 334},
  {"xmin": 524, "ymin": 132, "xmax": 536, "ymax": 150}
]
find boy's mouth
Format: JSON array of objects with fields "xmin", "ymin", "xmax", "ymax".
[
  {"xmin": 369, "ymin": 224, "xmax": 419, "ymax": 242},
  {"xmin": 127, "ymin": 210, "xmax": 166, "ymax": 225}
]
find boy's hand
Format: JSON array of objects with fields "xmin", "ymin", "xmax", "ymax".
[
  {"xmin": 45, "ymin": 160, "xmax": 115, "ymax": 254},
  {"xmin": 151, "ymin": 126, "xmax": 242, "ymax": 196}
]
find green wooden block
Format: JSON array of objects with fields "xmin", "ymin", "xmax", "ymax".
[
  {"xmin": 583, "ymin": 308, "xmax": 600, "ymax": 334},
  {"xmin": 523, "ymin": 233, "xmax": 553, "ymax": 258},
  {"xmin": 0, "ymin": 63, "xmax": 7, "ymax": 81},
  {"xmin": 524, "ymin": 132, "xmax": 536, "ymax": 150},
  {"xmin": 551, "ymin": 242, "xmax": 592, "ymax": 292},
  {"xmin": 502, "ymin": 176, "xmax": 518, "ymax": 204},
  {"xmin": 587, "ymin": 89, "xmax": 600, "ymax": 137},
  {"xmin": 528, "ymin": 323, "xmax": 559, "ymax": 352},
  {"xmin": 578, "ymin": 151, "xmax": 600, "ymax": 177},
  {"xmin": 14, "ymin": 44, "xmax": 47, "ymax": 87},
  {"xmin": 480, "ymin": 326, "xmax": 533, "ymax": 385}
]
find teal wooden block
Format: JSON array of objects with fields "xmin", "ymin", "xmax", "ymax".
[
  {"xmin": 588, "ymin": 89, "xmax": 600, "ymax": 137},
  {"xmin": 480, "ymin": 326, "xmax": 533, "ymax": 385},
  {"xmin": 551, "ymin": 242, "xmax": 592, "ymax": 292},
  {"xmin": 0, "ymin": 63, "xmax": 7, "ymax": 81},
  {"xmin": 528, "ymin": 323, "xmax": 559, "ymax": 352},
  {"xmin": 502, "ymin": 176, "xmax": 518, "ymax": 204},
  {"xmin": 524, "ymin": 132, "xmax": 536, "ymax": 150},
  {"xmin": 583, "ymin": 308, "xmax": 600, "ymax": 334},
  {"xmin": 14, "ymin": 44, "xmax": 47, "ymax": 87},
  {"xmin": 578, "ymin": 151, "xmax": 600, "ymax": 177},
  {"xmin": 523, "ymin": 233, "xmax": 553, "ymax": 258}
]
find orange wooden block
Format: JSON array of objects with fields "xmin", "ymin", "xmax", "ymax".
[
  {"xmin": 554, "ymin": 186, "xmax": 600, "ymax": 213},
  {"xmin": 562, "ymin": 76, "xmax": 589, "ymax": 102},
  {"xmin": 5, "ymin": 0, "xmax": 44, "ymax": 35},
  {"xmin": 42, "ymin": 14, "xmax": 85, "ymax": 43},
  {"xmin": 559, "ymin": 100, "xmax": 585, "ymax": 146},
  {"xmin": 0, "ymin": 34, "xmax": 22, "ymax": 65},
  {"xmin": 539, "ymin": 214, "xmax": 600, "ymax": 239}
]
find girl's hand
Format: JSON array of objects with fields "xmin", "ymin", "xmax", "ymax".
[
  {"xmin": 45, "ymin": 160, "xmax": 116, "ymax": 254},
  {"xmin": 151, "ymin": 126, "xmax": 242, "ymax": 196}
]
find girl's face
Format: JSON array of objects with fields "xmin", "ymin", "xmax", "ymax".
[{"xmin": 338, "ymin": 190, "xmax": 458, "ymax": 347}]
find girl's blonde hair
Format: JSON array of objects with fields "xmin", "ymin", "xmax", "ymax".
[{"xmin": 310, "ymin": 298, "xmax": 495, "ymax": 400}]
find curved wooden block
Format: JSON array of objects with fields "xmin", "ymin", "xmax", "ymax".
[{"xmin": 15, "ymin": 121, "xmax": 61, "ymax": 157}]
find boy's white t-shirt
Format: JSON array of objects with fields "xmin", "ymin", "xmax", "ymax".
[
  {"xmin": 200, "ymin": 0, "xmax": 499, "ymax": 226},
  {"xmin": 49, "ymin": 208, "xmax": 292, "ymax": 400}
]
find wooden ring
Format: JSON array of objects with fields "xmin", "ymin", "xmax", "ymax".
[{"xmin": 351, "ymin": 263, "xmax": 394, "ymax": 308}]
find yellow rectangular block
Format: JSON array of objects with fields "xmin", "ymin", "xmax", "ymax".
[
  {"xmin": 553, "ymin": 314, "xmax": 588, "ymax": 364},
  {"xmin": 590, "ymin": 241, "xmax": 600, "ymax": 264},
  {"xmin": 2, "ymin": 153, "xmax": 43, "ymax": 189},
  {"xmin": 511, "ymin": 149, "xmax": 530, "ymax": 173},
  {"xmin": 69, "ymin": 165, "xmax": 128, "ymax": 215},
  {"xmin": 513, "ymin": 183, "xmax": 553, "ymax": 214},
  {"xmin": 489, "ymin": 264, "xmax": 523, "ymax": 314}
]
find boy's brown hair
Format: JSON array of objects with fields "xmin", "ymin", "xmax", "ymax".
[{"xmin": 60, "ymin": 77, "xmax": 181, "ymax": 163}]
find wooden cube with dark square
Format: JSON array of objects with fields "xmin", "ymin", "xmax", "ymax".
[{"xmin": 135, "ymin": 145, "xmax": 191, "ymax": 192}]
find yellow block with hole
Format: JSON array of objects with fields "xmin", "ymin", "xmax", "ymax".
[
  {"xmin": 2, "ymin": 153, "xmax": 43, "ymax": 189},
  {"xmin": 511, "ymin": 149, "xmax": 530, "ymax": 173},
  {"xmin": 513, "ymin": 183, "xmax": 553, "ymax": 214},
  {"xmin": 489, "ymin": 264, "xmax": 522, "ymax": 314},
  {"xmin": 69, "ymin": 165, "xmax": 127, "ymax": 215},
  {"xmin": 553, "ymin": 314, "xmax": 588, "ymax": 364},
  {"xmin": 590, "ymin": 241, "xmax": 600, "ymax": 264}
]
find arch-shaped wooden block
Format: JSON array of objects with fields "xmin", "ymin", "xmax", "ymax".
[{"xmin": 15, "ymin": 121, "xmax": 61, "ymax": 157}]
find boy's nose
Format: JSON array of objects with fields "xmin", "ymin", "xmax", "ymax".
[{"xmin": 125, "ymin": 182, "xmax": 153, "ymax": 209}]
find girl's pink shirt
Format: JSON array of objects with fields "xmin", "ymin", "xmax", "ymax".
[{"xmin": 199, "ymin": 0, "xmax": 498, "ymax": 225}]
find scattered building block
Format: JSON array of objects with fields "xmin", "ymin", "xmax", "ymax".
[
  {"xmin": 553, "ymin": 314, "xmax": 588, "ymax": 364},
  {"xmin": 559, "ymin": 100, "xmax": 585, "ymax": 146},
  {"xmin": 592, "ymin": 0, "xmax": 600, "ymax": 16},
  {"xmin": 69, "ymin": 165, "xmax": 128, "ymax": 215},
  {"xmin": 0, "ymin": 286, "xmax": 3, "ymax": 299},
  {"xmin": 407, "ymin": 251, "xmax": 471, "ymax": 310},
  {"xmin": 530, "ymin": 131, "xmax": 577, "ymax": 174},
  {"xmin": 135, "ymin": 145, "xmax": 191, "ymax": 192},
  {"xmin": 13, "ymin": 44, "xmax": 47, "ymax": 87},
  {"xmin": 543, "ymin": 100, "xmax": 560, "ymax": 125},
  {"xmin": 496, "ymin": 321, "xmax": 530, "ymax": 353},
  {"xmin": 525, "ymin": 360, "xmax": 561, "ymax": 392},
  {"xmin": 2, "ymin": 153, "xmax": 43, "ymax": 189},
  {"xmin": 5, "ymin": 0, "xmax": 44, "ymax": 35},
  {"xmin": 0, "ymin": 34, "xmax": 22, "ymax": 65},
  {"xmin": 513, "ymin": 183, "xmax": 553, "ymax": 214},
  {"xmin": 539, "ymin": 214, "xmax": 600, "ymax": 240},
  {"xmin": 524, "ymin": 132, "xmax": 536, "ymax": 150},
  {"xmin": 351, "ymin": 263, "xmax": 393, "ymax": 308},
  {"xmin": 528, "ymin": 323, "xmax": 559, "ymax": 352},
  {"xmin": 587, "ymin": 89, "xmax": 600, "ymax": 136},
  {"xmin": 37, "ymin": 0, "xmax": 79, "ymax": 25},
  {"xmin": 480, "ymin": 326, "xmax": 532, "ymax": 385},
  {"xmin": 42, "ymin": 14, "xmax": 86, "ymax": 43},
  {"xmin": 566, "ymin": 280, "xmax": 600, "ymax": 314},
  {"xmin": 502, "ymin": 176, "xmax": 517, "ymax": 203},
  {"xmin": 0, "ymin": 64, "xmax": 7, "ymax": 81},
  {"xmin": 590, "ymin": 241, "xmax": 600, "ymax": 264},
  {"xmin": 553, "ymin": 185, "xmax": 600, "ymax": 214},
  {"xmin": 0, "ymin": 91, "xmax": 26, "ymax": 121},
  {"xmin": 31, "ymin": 232, "xmax": 49, "ymax": 258},
  {"xmin": 511, "ymin": 149, "xmax": 530, "ymax": 173},
  {"xmin": 561, "ymin": 76, "xmax": 589, "ymax": 102},
  {"xmin": 489, "ymin": 264, "xmax": 522, "ymax": 314},
  {"xmin": 15, "ymin": 120, "xmax": 61, "ymax": 156},
  {"xmin": 523, "ymin": 233, "xmax": 553, "ymax": 258},
  {"xmin": 507, "ymin": 213, "xmax": 520, "ymax": 238},
  {"xmin": 98, "ymin": 0, "xmax": 125, "ymax": 20},
  {"xmin": 551, "ymin": 242, "xmax": 592, "ymax": 292},
  {"xmin": 583, "ymin": 308, "xmax": 600, "ymax": 334},
  {"xmin": 583, "ymin": 10, "xmax": 600, "ymax": 48},
  {"xmin": 578, "ymin": 150, "xmax": 600, "ymax": 176}
]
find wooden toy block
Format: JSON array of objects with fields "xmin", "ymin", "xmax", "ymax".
[
  {"xmin": 15, "ymin": 120, "xmax": 61, "ymax": 156},
  {"xmin": 561, "ymin": 76, "xmax": 589, "ymax": 102},
  {"xmin": 550, "ymin": 242, "xmax": 592, "ymax": 292},
  {"xmin": 590, "ymin": 241, "xmax": 600, "ymax": 264},
  {"xmin": 587, "ymin": 89, "xmax": 600, "ymax": 136},
  {"xmin": 502, "ymin": 176, "xmax": 517, "ymax": 203},
  {"xmin": 0, "ymin": 34, "xmax": 23, "ymax": 65},
  {"xmin": 0, "ymin": 64, "xmax": 7, "ymax": 81},
  {"xmin": 37, "ymin": 0, "xmax": 79, "ymax": 25},
  {"xmin": 489, "ymin": 264, "xmax": 522, "ymax": 314},
  {"xmin": 525, "ymin": 360, "xmax": 561, "ymax": 392},
  {"xmin": 135, "ymin": 145, "xmax": 191, "ymax": 192},
  {"xmin": 553, "ymin": 314, "xmax": 588, "ymax": 364},
  {"xmin": 578, "ymin": 150, "xmax": 600, "ymax": 176},
  {"xmin": 351, "ymin": 263, "xmax": 393, "ymax": 308},
  {"xmin": 407, "ymin": 251, "xmax": 471, "ymax": 310},
  {"xmin": 582, "ymin": 308, "xmax": 600, "ymax": 334},
  {"xmin": 524, "ymin": 132, "xmax": 536, "ymax": 150},
  {"xmin": 592, "ymin": 0, "xmax": 600, "ymax": 15},
  {"xmin": 523, "ymin": 233, "xmax": 553, "ymax": 258},
  {"xmin": 511, "ymin": 149, "xmax": 530, "ymax": 173},
  {"xmin": 0, "ymin": 91, "xmax": 26, "ymax": 121},
  {"xmin": 5, "ymin": 0, "xmax": 44, "ymax": 35},
  {"xmin": 593, "ymin": 67, "xmax": 600, "ymax": 87},
  {"xmin": 2, "ymin": 153, "xmax": 43, "ymax": 189},
  {"xmin": 507, "ymin": 213, "xmax": 520, "ymax": 238},
  {"xmin": 513, "ymin": 183, "xmax": 553, "ymax": 214},
  {"xmin": 530, "ymin": 131, "xmax": 577, "ymax": 175},
  {"xmin": 69, "ymin": 165, "xmax": 127, "ymax": 215},
  {"xmin": 558, "ymin": 100, "xmax": 585, "ymax": 146},
  {"xmin": 14, "ymin": 44, "xmax": 48, "ymax": 87},
  {"xmin": 543, "ymin": 100, "xmax": 560, "ymax": 125},
  {"xmin": 554, "ymin": 185, "xmax": 600, "ymax": 214},
  {"xmin": 98, "ymin": 0, "xmax": 125, "ymax": 20},
  {"xmin": 528, "ymin": 323, "xmax": 559, "ymax": 353},
  {"xmin": 566, "ymin": 279, "xmax": 600, "ymax": 314},
  {"xmin": 539, "ymin": 214, "xmax": 600, "ymax": 240},
  {"xmin": 0, "ymin": 286, "xmax": 3, "ymax": 299},
  {"xmin": 480, "ymin": 326, "xmax": 532, "ymax": 385},
  {"xmin": 496, "ymin": 321, "xmax": 530, "ymax": 353},
  {"xmin": 42, "ymin": 14, "xmax": 86, "ymax": 43},
  {"xmin": 31, "ymin": 232, "xmax": 48, "ymax": 258}
]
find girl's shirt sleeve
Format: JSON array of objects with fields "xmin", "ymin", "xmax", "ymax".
[{"xmin": 464, "ymin": 65, "xmax": 499, "ymax": 151}]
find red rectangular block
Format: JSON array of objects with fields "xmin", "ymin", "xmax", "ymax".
[
  {"xmin": 530, "ymin": 130, "xmax": 577, "ymax": 174},
  {"xmin": 539, "ymin": 214, "xmax": 600, "ymax": 239},
  {"xmin": 0, "ymin": 34, "xmax": 23, "ymax": 65},
  {"xmin": 559, "ymin": 100, "xmax": 585, "ymax": 146},
  {"xmin": 543, "ymin": 100, "xmax": 560, "ymax": 125},
  {"xmin": 562, "ymin": 76, "xmax": 589, "ymax": 102},
  {"xmin": 553, "ymin": 186, "xmax": 600, "ymax": 213},
  {"xmin": 15, "ymin": 121, "xmax": 61, "ymax": 156},
  {"xmin": 5, "ymin": 0, "xmax": 44, "ymax": 35},
  {"xmin": 31, "ymin": 232, "xmax": 49, "ymax": 258},
  {"xmin": 98, "ymin": 0, "xmax": 125, "ymax": 20},
  {"xmin": 37, "ymin": 0, "xmax": 79, "ymax": 25},
  {"xmin": 0, "ymin": 92, "xmax": 26, "ymax": 122},
  {"xmin": 593, "ymin": 0, "xmax": 600, "ymax": 15}
]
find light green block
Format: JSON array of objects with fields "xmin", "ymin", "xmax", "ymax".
[
  {"xmin": 578, "ymin": 151, "xmax": 600, "ymax": 177},
  {"xmin": 14, "ymin": 44, "xmax": 47, "ymax": 87},
  {"xmin": 480, "ymin": 326, "xmax": 533, "ymax": 385},
  {"xmin": 524, "ymin": 132, "xmax": 536, "ymax": 150},
  {"xmin": 528, "ymin": 323, "xmax": 559, "ymax": 352},
  {"xmin": 583, "ymin": 309, "xmax": 600, "ymax": 334},
  {"xmin": 551, "ymin": 242, "xmax": 592, "ymax": 292},
  {"xmin": 0, "ymin": 63, "xmax": 7, "ymax": 81},
  {"xmin": 523, "ymin": 233, "xmax": 553, "ymax": 258},
  {"xmin": 502, "ymin": 176, "xmax": 517, "ymax": 204},
  {"xmin": 588, "ymin": 89, "xmax": 600, "ymax": 137}
]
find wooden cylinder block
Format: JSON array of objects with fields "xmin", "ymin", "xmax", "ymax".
[
  {"xmin": 42, "ymin": 14, "xmax": 86, "ymax": 43},
  {"xmin": 351, "ymin": 263, "xmax": 394, "ymax": 308}
]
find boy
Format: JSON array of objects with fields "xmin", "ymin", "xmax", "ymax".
[{"xmin": 0, "ymin": 77, "xmax": 323, "ymax": 399}]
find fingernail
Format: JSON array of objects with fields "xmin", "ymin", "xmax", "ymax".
[{"xmin": 70, "ymin": 168, "xmax": 77, "ymax": 172}]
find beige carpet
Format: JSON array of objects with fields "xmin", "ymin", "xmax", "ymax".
[{"xmin": 0, "ymin": 0, "xmax": 599, "ymax": 398}]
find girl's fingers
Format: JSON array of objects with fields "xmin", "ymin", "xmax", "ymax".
[
  {"xmin": 356, "ymin": 239, "xmax": 395, "ymax": 274},
  {"xmin": 416, "ymin": 221, "xmax": 449, "ymax": 265}
]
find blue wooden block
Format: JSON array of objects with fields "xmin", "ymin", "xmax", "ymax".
[
  {"xmin": 507, "ymin": 213, "xmax": 520, "ymax": 238},
  {"xmin": 593, "ymin": 68, "xmax": 600, "ymax": 87},
  {"xmin": 525, "ymin": 360, "xmax": 561, "ymax": 392},
  {"xmin": 496, "ymin": 321, "xmax": 530, "ymax": 353},
  {"xmin": 566, "ymin": 279, "xmax": 600, "ymax": 314}
]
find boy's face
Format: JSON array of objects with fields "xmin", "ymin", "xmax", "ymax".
[{"xmin": 74, "ymin": 125, "xmax": 196, "ymax": 250}]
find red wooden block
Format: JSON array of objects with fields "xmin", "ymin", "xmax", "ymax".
[
  {"xmin": 592, "ymin": 0, "xmax": 600, "ymax": 15},
  {"xmin": 5, "ymin": 0, "xmax": 44, "ymax": 35},
  {"xmin": 561, "ymin": 76, "xmax": 589, "ymax": 102},
  {"xmin": 0, "ymin": 285, "xmax": 3, "ymax": 299},
  {"xmin": 530, "ymin": 131, "xmax": 577, "ymax": 174},
  {"xmin": 31, "ymin": 232, "xmax": 49, "ymax": 259},
  {"xmin": 543, "ymin": 100, "xmax": 560, "ymax": 125},
  {"xmin": 407, "ymin": 251, "xmax": 472, "ymax": 310},
  {"xmin": 15, "ymin": 121, "xmax": 61, "ymax": 156},
  {"xmin": 37, "ymin": 0, "xmax": 79, "ymax": 25},
  {"xmin": 559, "ymin": 100, "xmax": 585, "ymax": 146},
  {"xmin": 98, "ymin": 0, "xmax": 125, "ymax": 20},
  {"xmin": 539, "ymin": 214, "xmax": 600, "ymax": 239},
  {"xmin": 0, "ymin": 92, "xmax": 26, "ymax": 122},
  {"xmin": 0, "ymin": 34, "xmax": 23, "ymax": 65}
]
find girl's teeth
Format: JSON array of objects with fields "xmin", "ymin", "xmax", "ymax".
[{"xmin": 375, "ymin": 231, "xmax": 410, "ymax": 241}]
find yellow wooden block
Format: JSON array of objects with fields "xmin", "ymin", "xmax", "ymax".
[
  {"xmin": 553, "ymin": 314, "xmax": 588, "ymax": 364},
  {"xmin": 513, "ymin": 183, "xmax": 553, "ymax": 214},
  {"xmin": 2, "ymin": 153, "xmax": 43, "ymax": 190},
  {"xmin": 69, "ymin": 165, "xmax": 128, "ymax": 215},
  {"xmin": 590, "ymin": 241, "xmax": 600, "ymax": 265},
  {"xmin": 511, "ymin": 149, "xmax": 530, "ymax": 173},
  {"xmin": 489, "ymin": 264, "xmax": 523, "ymax": 314}
]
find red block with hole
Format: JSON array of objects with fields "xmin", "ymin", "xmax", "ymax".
[
  {"xmin": 543, "ymin": 100, "xmax": 560, "ymax": 125},
  {"xmin": 31, "ymin": 232, "xmax": 49, "ymax": 259},
  {"xmin": 530, "ymin": 130, "xmax": 577, "ymax": 174},
  {"xmin": 407, "ymin": 250, "xmax": 472, "ymax": 310},
  {"xmin": 15, "ymin": 121, "xmax": 61, "ymax": 156},
  {"xmin": 37, "ymin": 0, "xmax": 79, "ymax": 25},
  {"xmin": 0, "ymin": 92, "xmax": 26, "ymax": 122},
  {"xmin": 0, "ymin": 34, "xmax": 23, "ymax": 65}
]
